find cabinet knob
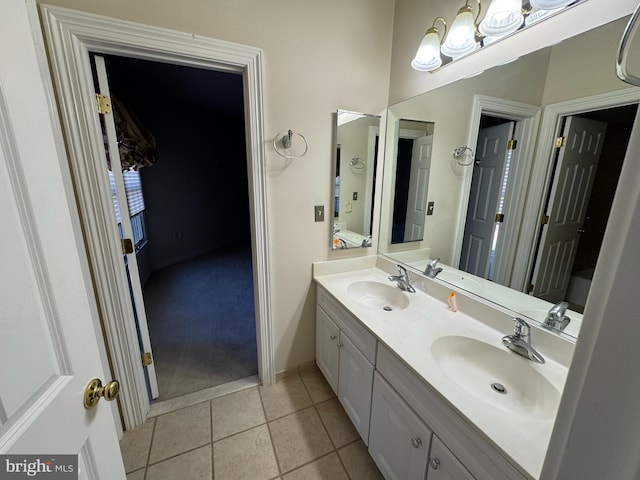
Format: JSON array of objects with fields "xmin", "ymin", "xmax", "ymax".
[
  {"xmin": 330, "ymin": 335, "xmax": 337, "ymax": 341},
  {"xmin": 410, "ymin": 437, "xmax": 422, "ymax": 448},
  {"xmin": 429, "ymin": 457, "xmax": 441, "ymax": 470}
]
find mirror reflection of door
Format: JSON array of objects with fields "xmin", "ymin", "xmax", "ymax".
[
  {"xmin": 459, "ymin": 117, "xmax": 515, "ymax": 279},
  {"xmin": 391, "ymin": 120, "xmax": 435, "ymax": 244},
  {"xmin": 530, "ymin": 104, "xmax": 637, "ymax": 311}
]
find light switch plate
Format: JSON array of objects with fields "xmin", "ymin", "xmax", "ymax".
[{"xmin": 314, "ymin": 205, "xmax": 325, "ymax": 222}]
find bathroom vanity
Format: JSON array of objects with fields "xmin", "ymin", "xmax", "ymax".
[{"xmin": 314, "ymin": 256, "xmax": 574, "ymax": 480}]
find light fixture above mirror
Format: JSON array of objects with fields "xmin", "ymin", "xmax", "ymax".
[{"xmin": 411, "ymin": 0, "xmax": 587, "ymax": 72}]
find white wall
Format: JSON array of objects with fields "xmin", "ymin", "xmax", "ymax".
[{"xmin": 38, "ymin": 0, "xmax": 395, "ymax": 373}]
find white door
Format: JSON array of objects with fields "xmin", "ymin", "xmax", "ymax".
[
  {"xmin": 338, "ymin": 333, "xmax": 374, "ymax": 445},
  {"xmin": 94, "ymin": 56, "xmax": 159, "ymax": 399},
  {"xmin": 315, "ymin": 307, "xmax": 340, "ymax": 394},
  {"xmin": 532, "ymin": 116, "xmax": 607, "ymax": 302},
  {"xmin": 0, "ymin": 1, "xmax": 125, "ymax": 477},
  {"xmin": 459, "ymin": 122, "xmax": 514, "ymax": 277},
  {"xmin": 426, "ymin": 436, "xmax": 476, "ymax": 480},
  {"xmin": 369, "ymin": 373, "xmax": 432, "ymax": 480},
  {"xmin": 403, "ymin": 135, "xmax": 433, "ymax": 241}
]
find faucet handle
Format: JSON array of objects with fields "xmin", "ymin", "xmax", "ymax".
[
  {"xmin": 513, "ymin": 317, "xmax": 530, "ymax": 337},
  {"xmin": 428, "ymin": 258, "xmax": 441, "ymax": 267},
  {"xmin": 396, "ymin": 264, "xmax": 408, "ymax": 276}
]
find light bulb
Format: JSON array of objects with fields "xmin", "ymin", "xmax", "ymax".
[
  {"xmin": 411, "ymin": 30, "xmax": 443, "ymax": 71},
  {"xmin": 479, "ymin": 0, "xmax": 524, "ymax": 38},
  {"xmin": 441, "ymin": 6, "xmax": 478, "ymax": 59},
  {"xmin": 530, "ymin": 0, "xmax": 574, "ymax": 9}
]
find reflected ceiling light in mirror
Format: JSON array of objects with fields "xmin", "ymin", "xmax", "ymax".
[
  {"xmin": 479, "ymin": 0, "xmax": 524, "ymax": 38},
  {"xmin": 441, "ymin": 0, "xmax": 481, "ymax": 60},
  {"xmin": 411, "ymin": 17, "xmax": 448, "ymax": 72},
  {"xmin": 530, "ymin": 0, "xmax": 576, "ymax": 9}
]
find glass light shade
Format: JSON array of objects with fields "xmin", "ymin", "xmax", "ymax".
[
  {"xmin": 530, "ymin": 0, "xmax": 574, "ymax": 9},
  {"xmin": 411, "ymin": 31, "xmax": 443, "ymax": 71},
  {"xmin": 479, "ymin": 0, "xmax": 524, "ymax": 38},
  {"xmin": 441, "ymin": 9, "xmax": 478, "ymax": 59}
]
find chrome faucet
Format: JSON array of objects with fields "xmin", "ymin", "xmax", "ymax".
[
  {"xmin": 388, "ymin": 264, "xmax": 416, "ymax": 293},
  {"xmin": 502, "ymin": 318, "xmax": 545, "ymax": 364},
  {"xmin": 336, "ymin": 238, "xmax": 347, "ymax": 249},
  {"xmin": 424, "ymin": 258, "xmax": 443, "ymax": 278},
  {"xmin": 361, "ymin": 235, "xmax": 372, "ymax": 247},
  {"xmin": 543, "ymin": 301, "xmax": 571, "ymax": 331}
]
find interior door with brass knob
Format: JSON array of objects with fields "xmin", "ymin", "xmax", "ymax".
[{"xmin": 0, "ymin": 2, "xmax": 125, "ymax": 476}]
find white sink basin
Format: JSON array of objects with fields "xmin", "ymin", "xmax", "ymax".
[
  {"xmin": 435, "ymin": 271, "xmax": 484, "ymax": 295},
  {"xmin": 346, "ymin": 281, "xmax": 410, "ymax": 311},
  {"xmin": 431, "ymin": 336, "xmax": 560, "ymax": 420}
]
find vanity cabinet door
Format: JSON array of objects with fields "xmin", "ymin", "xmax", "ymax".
[
  {"xmin": 369, "ymin": 372, "xmax": 432, "ymax": 480},
  {"xmin": 427, "ymin": 435, "xmax": 476, "ymax": 480},
  {"xmin": 316, "ymin": 306, "xmax": 340, "ymax": 393},
  {"xmin": 338, "ymin": 332, "xmax": 374, "ymax": 444}
]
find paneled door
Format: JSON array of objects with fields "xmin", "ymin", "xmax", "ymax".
[
  {"xmin": 0, "ymin": 1, "xmax": 125, "ymax": 476},
  {"xmin": 459, "ymin": 121, "xmax": 514, "ymax": 278},
  {"xmin": 403, "ymin": 135, "xmax": 433, "ymax": 242},
  {"xmin": 531, "ymin": 116, "xmax": 607, "ymax": 302}
]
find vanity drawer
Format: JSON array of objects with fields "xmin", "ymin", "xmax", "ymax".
[
  {"xmin": 317, "ymin": 286, "xmax": 377, "ymax": 364},
  {"xmin": 376, "ymin": 344, "xmax": 526, "ymax": 480}
]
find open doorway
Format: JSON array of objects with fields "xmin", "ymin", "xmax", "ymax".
[
  {"xmin": 529, "ymin": 103, "xmax": 638, "ymax": 312},
  {"xmin": 99, "ymin": 55, "xmax": 257, "ymax": 402}
]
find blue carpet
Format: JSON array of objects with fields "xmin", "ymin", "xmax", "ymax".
[{"xmin": 143, "ymin": 243, "xmax": 258, "ymax": 401}]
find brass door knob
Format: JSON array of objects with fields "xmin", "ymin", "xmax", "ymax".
[{"xmin": 83, "ymin": 378, "xmax": 120, "ymax": 409}]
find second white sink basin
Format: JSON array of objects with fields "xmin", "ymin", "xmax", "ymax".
[
  {"xmin": 346, "ymin": 281, "xmax": 410, "ymax": 311},
  {"xmin": 431, "ymin": 336, "xmax": 560, "ymax": 420}
]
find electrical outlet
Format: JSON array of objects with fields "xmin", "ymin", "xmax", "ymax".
[
  {"xmin": 314, "ymin": 205, "xmax": 325, "ymax": 222},
  {"xmin": 427, "ymin": 201, "xmax": 435, "ymax": 215}
]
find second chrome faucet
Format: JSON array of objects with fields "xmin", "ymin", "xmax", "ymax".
[
  {"xmin": 388, "ymin": 264, "xmax": 416, "ymax": 293},
  {"xmin": 502, "ymin": 318, "xmax": 545, "ymax": 364}
]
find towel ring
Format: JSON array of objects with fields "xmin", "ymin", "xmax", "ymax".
[
  {"xmin": 274, "ymin": 129, "xmax": 309, "ymax": 159},
  {"xmin": 453, "ymin": 146, "xmax": 474, "ymax": 166}
]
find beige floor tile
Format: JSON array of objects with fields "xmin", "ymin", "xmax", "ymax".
[
  {"xmin": 338, "ymin": 440, "xmax": 383, "ymax": 480},
  {"xmin": 146, "ymin": 445, "xmax": 212, "ymax": 480},
  {"xmin": 316, "ymin": 398, "xmax": 359, "ymax": 448},
  {"xmin": 211, "ymin": 386, "xmax": 265, "ymax": 441},
  {"xmin": 213, "ymin": 424, "xmax": 279, "ymax": 480},
  {"xmin": 260, "ymin": 375, "xmax": 312, "ymax": 420},
  {"xmin": 149, "ymin": 401, "xmax": 211, "ymax": 463},
  {"xmin": 119, "ymin": 417, "xmax": 155, "ymax": 473},
  {"xmin": 300, "ymin": 368, "xmax": 335, "ymax": 404},
  {"xmin": 269, "ymin": 407, "xmax": 333, "ymax": 473},
  {"xmin": 126, "ymin": 469, "xmax": 145, "ymax": 480},
  {"xmin": 282, "ymin": 453, "xmax": 348, "ymax": 480}
]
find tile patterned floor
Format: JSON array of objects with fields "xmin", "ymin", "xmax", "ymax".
[{"xmin": 120, "ymin": 367, "xmax": 384, "ymax": 480}]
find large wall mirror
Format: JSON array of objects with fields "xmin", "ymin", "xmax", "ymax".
[
  {"xmin": 379, "ymin": 15, "xmax": 639, "ymax": 338},
  {"xmin": 333, "ymin": 110, "xmax": 382, "ymax": 249}
]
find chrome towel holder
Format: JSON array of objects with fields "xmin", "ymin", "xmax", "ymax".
[{"xmin": 274, "ymin": 129, "xmax": 309, "ymax": 159}]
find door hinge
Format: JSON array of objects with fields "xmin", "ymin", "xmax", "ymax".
[
  {"xmin": 507, "ymin": 139, "xmax": 517, "ymax": 150},
  {"xmin": 142, "ymin": 352, "xmax": 153, "ymax": 367},
  {"xmin": 121, "ymin": 238, "xmax": 134, "ymax": 254},
  {"xmin": 555, "ymin": 136, "xmax": 566, "ymax": 148},
  {"xmin": 541, "ymin": 214, "xmax": 549, "ymax": 225},
  {"xmin": 495, "ymin": 213, "xmax": 505, "ymax": 223},
  {"xmin": 527, "ymin": 283, "xmax": 534, "ymax": 293},
  {"xmin": 96, "ymin": 94, "xmax": 112, "ymax": 115}
]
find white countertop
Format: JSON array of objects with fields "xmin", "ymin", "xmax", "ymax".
[{"xmin": 314, "ymin": 266, "xmax": 570, "ymax": 480}]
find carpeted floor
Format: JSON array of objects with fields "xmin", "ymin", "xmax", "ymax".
[{"xmin": 143, "ymin": 244, "xmax": 258, "ymax": 401}]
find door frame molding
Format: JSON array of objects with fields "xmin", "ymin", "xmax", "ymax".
[
  {"xmin": 454, "ymin": 95, "xmax": 541, "ymax": 287},
  {"xmin": 40, "ymin": 5, "xmax": 274, "ymax": 430},
  {"xmin": 518, "ymin": 87, "xmax": 640, "ymax": 290}
]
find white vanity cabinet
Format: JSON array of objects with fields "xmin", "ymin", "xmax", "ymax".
[
  {"xmin": 427, "ymin": 435, "xmax": 476, "ymax": 480},
  {"xmin": 369, "ymin": 372, "xmax": 433, "ymax": 480},
  {"xmin": 316, "ymin": 287, "xmax": 377, "ymax": 444}
]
